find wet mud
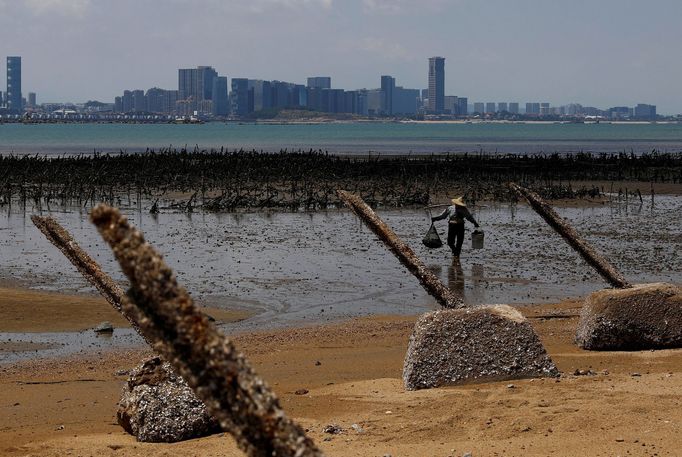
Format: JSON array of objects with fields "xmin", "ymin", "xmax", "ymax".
[{"xmin": 2, "ymin": 197, "xmax": 680, "ymax": 340}]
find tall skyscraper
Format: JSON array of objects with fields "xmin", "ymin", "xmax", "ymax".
[
  {"xmin": 509, "ymin": 102, "xmax": 519, "ymax": 114},
  {"xmin": 307, "ymin": 77, "xmax": 331, "ymax": 89},
  {"xmin": 380, "ymin": 75, "xmax": 395, "ymax": 115},
  {"xmin": 497, "ymin": 102, "xmax": 508, "ymax": 112},
  {"xmin": 178, "ymin": 66, "xmax": 218, "ymax": 101},
  {"xmin": 6, "ymin": 56, "xmax": 22, "ymax": 113},
  {"xmin": 248, "ymin": 80, "xmax": 272, "ymax": 112},
  {"xmin": 485, "ymin": 102, "xmax": 496, "ymax": 114},
  {"xmin": 231, "ymin": 78, "xmax": 250, "ymax": 116},
  {"xmin": 212, "ymin": 76, "xmax": 229, "ymax": 116},
  {"xmin": 427, "ymin": 56, "xmax": 445, "ymax": 114},
  {"xmin": 28, "ymin": 92, "xmax": 36, "ymax": 108},
  {"xmin": 132, "ymin": 89, "xmax": 146, "ymax": 112},
  {"xmin": 122, "ymin": 90, "xmax": 134, "ymax": 112}
]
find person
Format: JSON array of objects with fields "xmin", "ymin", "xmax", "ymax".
[{"xmin": 431, "ymin": 197, "xmax": 480, "ymax": 258}]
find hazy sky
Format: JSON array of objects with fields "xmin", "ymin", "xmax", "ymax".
[{"xmin": 2, "ymin": 0, "xmax": 681, "ymax": 113}]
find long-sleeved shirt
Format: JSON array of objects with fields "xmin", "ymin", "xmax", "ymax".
[{"xmin": 432, "ymin": 205, "xmax": 479, "ymax": 226}]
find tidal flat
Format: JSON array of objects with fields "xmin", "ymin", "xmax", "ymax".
[{"xmin": 1, "ymin": 193, "xmax": 680, "ymax": 363}]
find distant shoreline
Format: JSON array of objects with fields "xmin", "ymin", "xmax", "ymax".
[{"xmin": 0, "ymin": 118, "xmax": 675, "ymax": 125}]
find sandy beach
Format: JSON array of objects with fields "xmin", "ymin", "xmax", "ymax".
[
  {"xmin": 1, "ymin": 288, "xmax": 681, "ymax": 457},
  {"xmin": 1, "ymin": 165, "xmax": 680, "ymax": 456}
]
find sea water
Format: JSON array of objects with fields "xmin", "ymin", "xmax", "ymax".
[{"xmin": 2, "ymin": 122, "xmax": 682, "ymax": 155}]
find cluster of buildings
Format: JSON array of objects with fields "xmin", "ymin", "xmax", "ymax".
[
  {"xmin": 0, "ymin": 55, "xmax": 659, "ymax": 121},
  {"xmin": 111, "ymin": 67, "xmax": 426, "ymax": 118},
  {"xmin": 468, "ymin": 101, "xmax": 657, "ymax": 119}
]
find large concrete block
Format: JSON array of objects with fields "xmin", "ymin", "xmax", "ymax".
[
  {"xmin": 117, "ymin": 357, "xmax": 220, "ymax": 442},
  {"xmin": 403, "ymin": 305, "xmax": 558, "ymax": 390},
  {"xmin": 575, "ymin": 283, "xmax": 682, "ymax": 350}
]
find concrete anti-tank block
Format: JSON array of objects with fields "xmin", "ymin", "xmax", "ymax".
[
  {"xmin": 117, "ymin": 357, "xmax": 220, "ymax": 442},
  {"xmin": 403, "ymin": 305, "xmax": 558, "ymax": 390},
  {"xmin": 575, "ymin": 283, "xmax": 682, "ymax": 350}
]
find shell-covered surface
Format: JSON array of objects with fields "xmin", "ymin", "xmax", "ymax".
[
  {"xmin": 403, "ymin": 305, "xmax": 559, "ymax": 390},
  {"xmin": 118, "ymin": 357, "xmax": 220, "ymax": 443},
  {"xmin": 575, "ymin": 283, "xmax": 682, "ymax": 350}
]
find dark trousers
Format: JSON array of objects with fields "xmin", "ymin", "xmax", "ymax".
[{"xmin": 447, "ymin": 221, "xmax": 465, "ymax": 256}]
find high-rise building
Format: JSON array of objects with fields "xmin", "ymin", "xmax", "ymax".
[
  {"xmin": 444, "ymin": 96, "xmax": 458, "ymax": 115},
  {"xmin": 144, "ymin": 87, "xmax": 178, "ymax": 114},
  {"xmin": 306, "ymin": 87, "xmax": 322, "ymax": 112},
  {"xmin": 292, "ymin": 84, "xmax": 307, "ymax": 107},
  {"xmin": 122, "ymin": 90, "xmax": 134, "ymax": 112},
  {"xmin": 427, "ymin": 57, "xmax": 445, "ymax": 114},
  {"xmin": 344, "ymin": 90, "xmax": 360, "ymax": 115},
  {"xmin": 327, "ymin": 89, "xmax": 346, "ymax": 113},
  {"xmin": 473, "ymin": 102, "xmax": 485, "ymax": 113},
  {"xmin": 211, "ymin": 76, "xmax": 229, "ymax": 116},
  {"xmin": 393, "ymin": 87, "xmax": 420, "ymax": 115},
  {"xmin": 6, "ymin": 56, "xmax": 22, "ymax": 113},
  {"xmin": 509, "ymin": 102, "xmax": 519, "ymax": 114},
  {"xmin": 132, "ymin": 89, "xmax": 146, "ymax": 112},
  {"xmin": 272, "ymin": 81, "xmax": 290, "ymax": 108},
  {"xmin": 634, "ymin": 104, "xmax": 656, "ymax": 119},
  {"xmin": 380, "ymin": 75, "xmax": 395, "ymax": 115},
  {"xmin": 525, "ymin": 102, "xmax": 540, "ymax": 115},
  {"xmin": 456, "ymin": 97, "xmax": 468, "ymax": 116},
  {"xmin": 231, "ymin": 78, "xmax": 250, "ymax": 116},
  {"xmin": 145, "ymin": 87, "xmax": 165, "ymax": 113},
  {"xmin": 497, "ymin": 102, "xmax": 508, "ymax": 113},
  {"xmin": 178, "ymin": 66, "xmax": 218, "ymax": 101},
  {"xmin": 248, "ymin": 80, "xmax": 272, "ymax": 112},
  {"xmin": 28, "ymin": 92, "xmax": 36, "ymax": 108},
  {"xmin": 163, "ymin": 90, "xmax": 179, "ymax": 114},
  {"xmin": 540, "ymin": 102, "xmax": 550, "ymax": 115},
  {"xmin": 307, "ymin": 77, "xmax": 331, "ymax": 89},
  {"xmin": 366, "ymin": 89, "xmax": 383, "ymax": 116},
  {"xmin": 178, "ymin": 69, "xmax": 194, "ymax": 101},
  {"xmin": 485, "ymin": 102, "xmax": 496, "ymax": 114}
]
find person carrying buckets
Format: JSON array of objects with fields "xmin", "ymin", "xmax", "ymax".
[{"xmin": 431, "ymin": 196, "xmax": 481, "ymax": 258}]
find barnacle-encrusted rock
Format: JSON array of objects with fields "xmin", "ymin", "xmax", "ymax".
[
  {"xmin": 403, "ymin": 305, "xmax": 558, "ymax": 390},
  {"xmin": 575, "ymin": 283, "xmax": 682, "ymax": 350},
  {"xmin": 117, "ymin": 357, "xmax": 220, "ymax": 443}
]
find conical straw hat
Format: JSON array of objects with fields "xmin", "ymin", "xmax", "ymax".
[{"xmin": 451, "ymin": 197, "xmax": 466, "ymax": 207}]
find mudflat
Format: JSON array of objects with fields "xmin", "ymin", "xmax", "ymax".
[
  {"xmin": 0, "ymin": 287, "xmax": 253, "ymax": 333},
  {"xmin": 1, "ymin": 292, "xmax": 680, "ymax": 457}
]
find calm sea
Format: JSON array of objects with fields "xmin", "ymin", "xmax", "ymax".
[{"xmin": 2, "ymin": 121, "xmax": 682, "ymax": 155}]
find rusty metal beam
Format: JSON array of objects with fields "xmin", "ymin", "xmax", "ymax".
[
  {"xmin": 337, "ymin": 190, "xmax": 464, "ymax": 308},
  {"xmin": 510, "ymin": 183, "xmax": 631, "ymax": 289},
  {"xmin": 31, "ymin": 215, "xmax": 148, "ymax": 340},
  {"xmin": 90, "ymin": 204, "xmax": 323, "ymax": 457}
]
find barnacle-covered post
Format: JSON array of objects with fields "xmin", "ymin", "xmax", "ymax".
[
  {"xmin": 90, "ymin": 204, "xmax": 323, "ymax": 457},
  {"xmin": 337, "ymin": 190, "xmax": 464, "ymax": 309},
  {"xmin": 31, "ymin": 215, "xmax": 147, "ymax": 340},
  {"xmin": 509, "ymin": 183, "xmax": 631, "ymax": 289}
]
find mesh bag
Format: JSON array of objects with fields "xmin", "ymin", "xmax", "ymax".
[{"xmin": 422, "ymin": 223, "xmax": 443, "ymax": 249}]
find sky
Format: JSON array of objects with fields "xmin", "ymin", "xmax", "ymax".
[{"xmin": 1, "ymin": 0, "xmax": 681, "ymax": 114}]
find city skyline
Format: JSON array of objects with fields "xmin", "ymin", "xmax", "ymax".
[
  {"xmin": 1, "ymin": 1, "xmax": 682, "ymax": 114},
  {"xmin": 1, "ymin": 55, "xmax": 662, "ymax": 119}
]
